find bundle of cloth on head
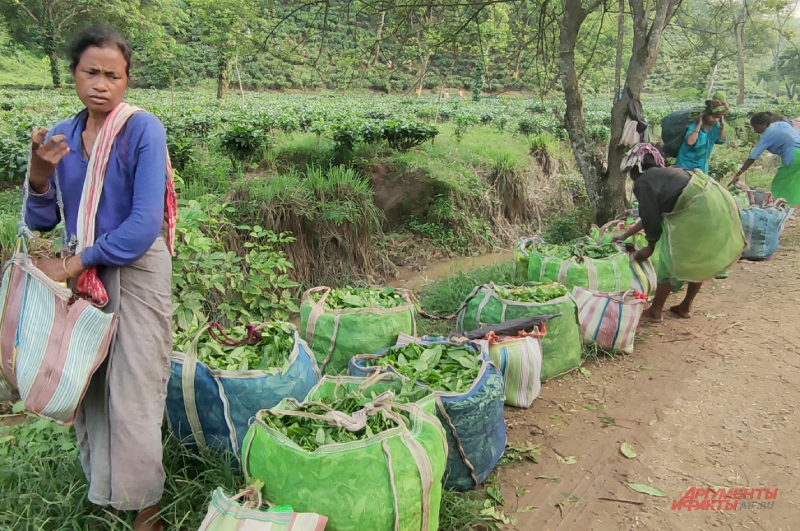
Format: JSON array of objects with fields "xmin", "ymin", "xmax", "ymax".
[
  {"xmin": 705, "ymin": 91, "xmax": 730, "ymax": 116},
  {"xmin": 620, "ymin": 143, "xmax": 665, "ymax": 174}
]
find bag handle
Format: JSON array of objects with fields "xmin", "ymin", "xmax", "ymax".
[
  {"xmin": 303, "ymin": 286, "xmax": 330, "ymax": 347},
  {"xmin": 181, "ymin": 324, "xmax": 211, "ymax": 450}
]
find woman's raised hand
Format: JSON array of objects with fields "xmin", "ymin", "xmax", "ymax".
[{"xmin": 29, "ymin": 127, "xmax": 70, "ymax": 193}]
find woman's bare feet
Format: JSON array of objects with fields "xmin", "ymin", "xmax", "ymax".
[
  {"xmin": 669, "ymin": 304, "xmax": 692, "ymax": 319},
  {"xmin": 641, "ymin": 306, "xmax": 663, "ymax": 323},
  {"xmin": 133, "ymin": 505, "xmax": 163, "ymax": 531}
]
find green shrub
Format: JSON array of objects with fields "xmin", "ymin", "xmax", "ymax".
[{"xmin": 171, "ymin": 196, "xmax": 299, "ymax": 333}]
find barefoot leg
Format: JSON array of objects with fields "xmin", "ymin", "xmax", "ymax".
[
  {"xmin": 133, "ymin": 504, "xmax": 162, "ymax": 531},
  {"xmin": 669, "ymin": 282, "xmax": 702, "ymax": 318},
  {"xmin": 642, "ymin": 283, "xmax": 671, "ymax": 322}
]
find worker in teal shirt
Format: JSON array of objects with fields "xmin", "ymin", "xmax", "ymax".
[
  {"xmin": 674, "ymin": 113, "xmax": 727, "ymax": 175},
  {"xmin": 674, "ymin": 95, "xmax": 729, "ymax": 175}
]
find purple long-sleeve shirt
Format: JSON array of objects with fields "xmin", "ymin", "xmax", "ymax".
[{"xmin": 25, "ymin": 109, "xmax": 167, "ymax": 268}]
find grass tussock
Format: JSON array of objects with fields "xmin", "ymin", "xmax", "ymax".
[
  {"xmin": 419, "ymin": 261, "xmax": 515, "ymax": 317},
  {"xmin": 230, "ymin": 164, "xmax": 393, "ymax": 287}
]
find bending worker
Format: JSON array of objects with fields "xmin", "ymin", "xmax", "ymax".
[
  {"xmin": 614, "ymin": 144, "xmax": 745, "ymax": 322},
  {"xmin": 731, "ymin": 111, "xmax": 800, "ymax": 206}
]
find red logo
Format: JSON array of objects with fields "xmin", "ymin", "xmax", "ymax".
[{"xmin": 672, "ymin": 488, "xmax": 778, "ymax": 511}]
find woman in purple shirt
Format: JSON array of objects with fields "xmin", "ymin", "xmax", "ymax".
[
  {"xmin": 26, "ymin": 26, "xmax": 170, "ymax": 531},
  {"xmin": 731, "ymin": 111, "xmax": 800, "ymax": 205}
]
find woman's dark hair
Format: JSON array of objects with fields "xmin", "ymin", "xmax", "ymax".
[
  {"xmin": 641, "ymin": 153, "xmax": 659, "ymax": 171},
  {"xmin": 69, "ymin": 25, "xmax": 132, "ymax": 77},
  {"xmin": 750, "ymin": 111, "xmax": 781, "ymax": 128}
]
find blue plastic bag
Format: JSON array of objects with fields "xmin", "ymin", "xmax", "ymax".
[
  {"xmin": 741, "ymin": 205, "xmax": 793, "ymax": 260},
  {"xmin": 349, "ymin": 335, "xmax": 506, "ymax": 491},
  {"xmin": 166, "ymin": 325, "xmax": 321, "ymax": 464}
]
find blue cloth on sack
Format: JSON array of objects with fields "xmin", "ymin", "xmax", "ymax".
[
  {"xmin": 165, "ymin": 332, "xmax": 322, "ymax": 468},
  {"xmin": 740, "ymin": 206, "xmax": 793, "ymax": 260},
  {"xmin": 749, "ymin": 121, "xmax": 800, "ymax": 166},
  {"xmin": 349, "ymin": 337, "xmax": 507, "ymax": 491},
  {"xmin": 24, "ymin": 109, "xmax": 167, "ymax": 268},
  {"xmin": 674, "ymin": 122, "xmax": 725, "ymax": 175}
]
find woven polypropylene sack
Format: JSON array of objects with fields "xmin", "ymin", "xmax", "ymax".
[
  {"xmin": 488, "ymin": 336, "xmax": 542, "ymax": 408},
  {"xmin": 349, "ymin": 336, "xmax": 506, "ymax": 491},
  {"xmin": 524, "ymin": 239, "xmax": 632, "ymax": 292},
  {"xmin": 166, "ymin": 326, "xmax": 321, "ymax": 463},
  {"xmin": 198, "ymin": 487, "xmax": 328, "ymax": 530},
  {"xmin": 305, "ymin": 374, "xmax": 438, "ymax": 417},
  {"xmin": 513, "ymin": 238, "xmax": 535, "ymax": 285},
  {"xmin": 300, "ymin": 287, "xmax": 417, "ymax": 375},
  {"xmin": 740, "ymin": 205, "xmax": 793, "ymax": 260},
  {"xmin": 455, "ymin": 284, "xmax": 581, "ymax": 381},
  {"xmin": 242, "ymin": 395, "xmax": 447, "ymax": 531},
  {"xmin": 0, "ymin": 255, "xmax": 117, "ymax": 425},
  {"xmin": 663, "ymin": 171, "xmax": 746, "ymax": 282},
  {"xmin": 572, "ymin": 288, "xmax": 646, "ymax": 354},
  {"xmin": 661, "ymin": 107, "xmax": 703, "ymax": 158}
]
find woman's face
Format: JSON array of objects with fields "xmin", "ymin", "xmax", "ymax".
[
  {"xmin": 752, "ymin": 123, "xmax": 768, "ymax": 134},
  {"xmin": 73, "ymin": 45, "xmax": 128, "ymax": 114},
  {"xmin": 703, "ymin": 114, "xmax": 721, "ymax": 126}
]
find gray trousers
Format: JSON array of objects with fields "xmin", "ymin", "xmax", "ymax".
[{"xmin": 73, "ymin": 238, "xmax": 173, "ymax": 511}]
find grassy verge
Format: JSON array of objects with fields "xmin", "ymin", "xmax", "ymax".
[
  {"xmin": 418, "ymin": 262, "xmax": 516, "ymax": 317},
  {"xmin": 0, "ymin": 416, "xmax": 503, "ymax": 530}
]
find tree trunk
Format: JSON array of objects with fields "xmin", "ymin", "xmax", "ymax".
[
  {"xmin": 234, "ymin": 55, "xmax": 245, "ymax": 109},
  {"xmin": 614, "ymin": 0, "xmax": 624, "ymax": 100},
  {"xmin": 217, "ymin": 55, "xmax": 229, "ymax": 100},
  {"xmin": 48, "ymin": 48, "xmax": 61, "ymax": 89},
  {"xmin": 558, "ymin": 2, "xmax": 608, "ymax": 221},
  {"xmin": 735, "ymin": 21, "xmax": 746, "ymax": 104},
  {"xmin": 706, "ymin": 60, "xmax": 720, "ymax": 99},
  {"xmin": 373, "ymin": 12, "xmax": 385, "ymax": 66},
  {"xmin": 605, "ymin": 0, "xmax": 679, "ymax": 223}
]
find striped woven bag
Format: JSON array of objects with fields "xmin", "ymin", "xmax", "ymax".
[{"xmin": 571, "ymin": 287, "xmax": 646, "ymax": 355}]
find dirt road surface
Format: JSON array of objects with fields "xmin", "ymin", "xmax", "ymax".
[{"xmin": 495, "ymin": 218, "xmax": 800, "ymax": 530}]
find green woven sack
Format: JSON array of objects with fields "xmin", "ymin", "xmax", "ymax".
[
  {"xmin": 525, "ymin": 237, "xmax": 632, "ymax": 291},
  {"xmin": 663, "ymin": 171, "xmax": 746, "ymax": 282},
  {"xmin": 301, "ymin": 287, "xmax": 417, "ymax": 375},
  {"xmin": 243, "ymin": 391, "xmax": 447, "ymax": 531},
  {"xmin": 513, "ymin": 238, "xmax": 535, "ymax": 285},
  {"xmin": 456, "ymin": 284, "xmax": 581, "ymax": 381},
  {"xmin": 306, "ymin": 374, "xmax": 438, "ymax": 417}
]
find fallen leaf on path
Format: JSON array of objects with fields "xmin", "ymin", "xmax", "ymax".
[
  {"xmin": 487, "ymin": 486, "xmax": 505, "ymax": 506},
  {"xmin": 556, "ymin": 455, "xmax": 577, "ymax": 465},
  {"xmin": 535, "ymin": 476, "xmax": 560, "ymax": 482},
  {"xmin": 518, "ymin": 506, "xmax": 538, "ymax": 513},
  {"xmin": 579, "ymin": 367, "xmax": 592, "ymax": 377},
  {"xmin": 649, "ymin": 419, "xmax": 657, "ymax": 426},
  {"xmin": 628, "ymin": 483, "xmax": 668, "ymax": 497},
  {"xmin": 498, "ymin": 443, "xmax": 540, "ymax": 466},
  {"xmin": 599, "ymin": 417, "xmax": 617, "ymax": 427},
  {"xmin": 620, "ymin": 442, "xmax": 637, "ymax": 459},
  {"xmin": 555, "ymin": 494, "xmax": 579, "ymax": 517},
  {"xmin": 516, "ymin": 486, "xmax": 527, "ymax": 498}
]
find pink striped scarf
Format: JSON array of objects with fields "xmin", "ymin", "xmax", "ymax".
[{"xmin": 75, "ymin": 102, "xmax": 177, "ymax": 307}]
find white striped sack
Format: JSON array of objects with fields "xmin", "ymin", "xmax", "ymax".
[
  {"xmin": 199, "ymin": 487, "xmax": 328, "ymax": 531},
  {"xmin": 571, "ymin": 287, "xmax": 646, "ymax": 355}
]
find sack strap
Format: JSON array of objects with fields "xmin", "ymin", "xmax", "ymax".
[
  {"xmin": 181, "ymin": 324, "xmax": 211, "ymax": 450},
  {"xmin": 435, "ymin": 398, "xmax": 479, "ymax": 487},
  {"xmin": 303, "ymin": 286, "xmax": 330, "ymax": 348}
]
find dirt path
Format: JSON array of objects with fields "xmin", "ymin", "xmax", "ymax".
[{"xmin": 495, "ymin": 218, "xmax": 800, "ymax": 530}]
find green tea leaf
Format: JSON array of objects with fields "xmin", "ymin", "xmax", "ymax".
[
  {"xmin": 628, "ymin": 483, "xmax": 668, "ymax": 497},
  {"xmin": 620, "ymin": 442, "xmax": 636, "ymax": 459}
]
